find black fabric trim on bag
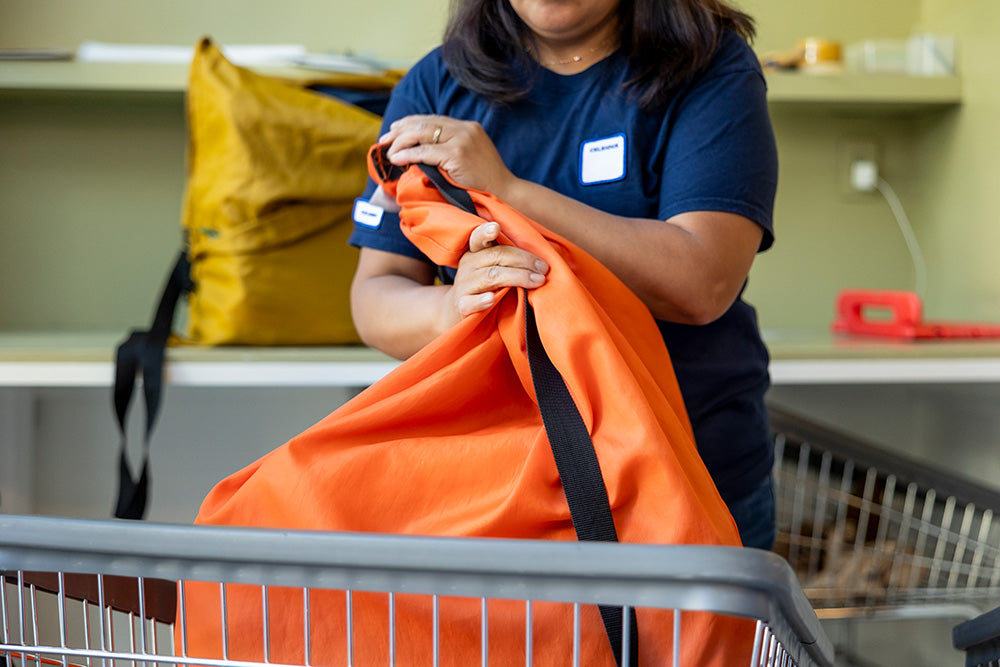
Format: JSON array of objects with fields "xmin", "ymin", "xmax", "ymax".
[
  {"xmin": 112, "ymin": 250, "xmax": 191, "ymax": 519},
  {"xmin": 417, "ymin": 163, "xmax": 640, "ymax": 667}
]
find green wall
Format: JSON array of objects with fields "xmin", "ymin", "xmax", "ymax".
[
  {"xmin": 0, "ymin": 92, "xmax": 187, "ymax": 330},
  {"xmin": 746, "ymin": 0, "xmax": 920, "ymax": 52},
  {"xmin": 0, "ymin": 0, "xmax": 448, "ymax": 64},
  {"xmin": 911, "ymin": 0, "xmax": 1000, "ymax": 321},
  {"xmin": 746, "ymin": 0, "xmax": 999, "ymax": 329},
  {"xmin": 1, "ymin": 0, "xmax": 997, "ymax": 333}
]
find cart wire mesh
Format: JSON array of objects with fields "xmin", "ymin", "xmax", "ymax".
[
  {"xmin": 1, "ymin": 514, "xmax": 833, "ymax": 667},
  {"xmin": 770, "ymin": 403, "xmax": 1000, "ymax": 620}
]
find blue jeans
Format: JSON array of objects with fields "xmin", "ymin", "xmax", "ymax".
[{"xmin": 727, "ymin": 475, "xmax": 777, "ymax": 551}]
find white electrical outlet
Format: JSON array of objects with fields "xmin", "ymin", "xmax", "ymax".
[
  {"xmin": 837, "ymin": 139, "xmax": 878, "ymax": 197},
  {"xmin": 850, "ymin": 159, "xmax": 879, "ymax": 191}
]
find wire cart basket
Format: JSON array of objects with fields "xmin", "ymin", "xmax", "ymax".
[
  {"xmin": 770, "ymin": 403, "xmax": 1000, "ymax": 621},
  {"xmin": 1, "ymin": 513, "xmax": 832, "ymax": 667},
  {"xmin": 954, "ymin": 605, "xmax": 1000, "ymax": 667}
]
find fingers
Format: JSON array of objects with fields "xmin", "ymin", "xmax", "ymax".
[
  {"xmin": 469, "ymin": 221, "xmax": 500, "ymax": 252},
  {"xmin": 454, "ymin": 290, "xmax": 500, "ymax": 317},
  {"xmin": 379, "ymin": 115, "xmax": 512, "ymax": 196},
  {"xmin": 466, "ymin": 224, "xmax": 549, "ymax": 287},
  {"xmin": 451, "ymin": 223, "xmax": 549, "ymax": 317},
  {"xmin": 379, "ymin": 115, "xmax": 447, "ymax": 162},
  {"xmin": 379, "ymin": 114, "xmax": 445, "ymax": 144},
  {"xmin": 464, "ymin": 246, "xmax": 549, "ymax": 291}
]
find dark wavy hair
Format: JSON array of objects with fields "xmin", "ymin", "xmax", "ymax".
[{"xmin": 441, "ymin": 0, "xmax": 755, "ymax": 111}]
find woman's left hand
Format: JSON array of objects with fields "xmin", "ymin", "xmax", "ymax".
[{"xmin": 379, "ymin": 115, "xmax": 517, "ymax": 199}]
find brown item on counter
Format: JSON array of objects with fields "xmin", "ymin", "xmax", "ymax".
[{"xmin": 758, "ymin": 37, "xmax": 843, "ymax": 73}]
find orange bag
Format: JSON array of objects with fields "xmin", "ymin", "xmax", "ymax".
[{"xmin": 180, "ymin": 147, "xmax": 753, "ymax": 665}]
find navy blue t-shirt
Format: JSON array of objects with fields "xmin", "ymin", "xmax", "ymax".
[{"xmin": 350, "ymin": 31, "xmax": 778, "ymax": 504}]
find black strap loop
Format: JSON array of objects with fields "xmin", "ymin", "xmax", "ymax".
[{"xmin": 112, "ymin": 250, "xmax": 191, "ymax": 519}]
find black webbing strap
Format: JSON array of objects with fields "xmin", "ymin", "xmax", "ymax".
[
  {"xmin": 417, "ymin": 163, "xmax": 640, "ymax": 666},
  {"xmin": 524, "ymin": 303, "xmax": 641, "ymax": 666},
  {"xmin": 112, "ymin": 250, "xmax": 191, "ymax": 519}
]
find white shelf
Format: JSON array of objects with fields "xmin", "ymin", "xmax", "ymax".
[
  {"xmin": 5, "ymin": 331, "xmax": 1000, "ymax": 388},
  {"xmin": 0, "ymin": 333, "xmax": 400, "ymax": 388},
  {"xmin": 766, "ymin": 330, "xmax": 1000, "ymax": 383},
  {"xmin": 0, "ymin": 60, "xmax": 375, "ymax": 93},
  {"xmin": 770, "ymin": 357, "xmax": 1000, "ymax": 384},
  {"xmin": 765, "ymin": 70, "xmax": 961, "ymax": 112},
  {"xmin": 1, "ymin": 61, "xmax": 962, "ymax": 113}
]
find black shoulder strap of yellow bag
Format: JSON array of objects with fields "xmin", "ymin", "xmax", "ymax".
[
  {"xmin": 112, "ymin": 250, "xmax": 191, "ymax": 520},
  {"xmin": 417, "ymin": 163, "xmax": 641, "ymax": 667}
]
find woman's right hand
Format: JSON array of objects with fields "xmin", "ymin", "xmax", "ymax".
[
  {"xmin": 443, "ymin": 221, "xmax": 549, "ymax": 326},
  {"xmin": 351, "ymin": 221, "xmax": 548, "ymax": 360}
]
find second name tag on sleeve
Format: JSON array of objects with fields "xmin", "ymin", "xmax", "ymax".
[{"xmin": 352, "ymin": 198, "xmax": 385, "ymax": 228}]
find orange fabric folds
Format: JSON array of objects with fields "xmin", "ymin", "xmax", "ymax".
[{"xmin": 181, "ymin": 148, "xmax": 752, "ymax": 665}]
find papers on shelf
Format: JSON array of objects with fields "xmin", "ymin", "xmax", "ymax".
[
  {"xmin": 289, "ymin": 53, "xmax": 388, "ymax": 75},
  {"xmin": 73, "ymin": 42, "xmax": 393, "ymax": 74},
  {"xmin": 0, "ymin": 48, "xmax": 74, "ymax": 61},
  {"xmin": 75, "ymin": 42, "xmax": 307, "ymax": 67}
]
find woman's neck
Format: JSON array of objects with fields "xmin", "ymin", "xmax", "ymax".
[{"xmin": 530, "ymin": 25, "xmax": 619, "ymax": 75}]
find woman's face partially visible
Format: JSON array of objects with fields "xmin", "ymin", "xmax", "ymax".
[{"xmin": 507, "ymin": 0, "xmax": 621, "ymax": 47}]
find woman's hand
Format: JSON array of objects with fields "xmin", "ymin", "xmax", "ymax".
[
  {"xmin": 379, "ymin": 115, "xmax": 517, "ymax": 199},
  {"xmin": 351, "ymin": 222, "xmax": 548, "ymax": 360},
  {"xmin": 445, "ymin": 221, "xmax": 549, "ymax": 324}
]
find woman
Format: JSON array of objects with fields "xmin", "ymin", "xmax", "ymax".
[{"xmin": 349, "ymin": 0, "xmax": 779, "ymax": 550}]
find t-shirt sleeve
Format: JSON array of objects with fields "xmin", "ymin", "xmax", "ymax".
[
  {"xmin": 348, "ymin": 52, "xmax": 442, "ymax": 262},
  {"xmin": 658, "ymin": 44, "xmax": 778, "ymax": 251},
  {"xmin": 348, "ymin": 182, "xmax": 428, "ymax": 260}
]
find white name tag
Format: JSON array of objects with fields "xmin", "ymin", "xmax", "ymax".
[
  {"xmin": 352, "ymin": 198, "xmax": 384, "ymax": 228},
  {"xmin": 579, "ymin": 133, "xmax": 626, "ymax": 185}
]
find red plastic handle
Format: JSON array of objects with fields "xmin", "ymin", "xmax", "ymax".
[{"xmin": 831, "ymin": 289, "xmax": 923, "ymax": 339}]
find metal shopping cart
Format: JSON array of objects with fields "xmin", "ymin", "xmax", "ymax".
[
  {"xmin": 954, "ymin": 605, "xmax": 1000, "ymax": 667},
  {"xmin": 770, "ymin": 404, "xmax": 1000, "ymax": 617},
  {"xmin": 770, "ymin": 404, "xmax": 1000, "ymax": 663},
  {"xmin": 1, "ymin": 513, "xmax": 833, "ymax": 667}
]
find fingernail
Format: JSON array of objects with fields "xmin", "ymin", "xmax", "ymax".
[
  {"xmin": 534, "ymin": 259, "xmax": 549, "ymax": 274},
  {"xmin": 529, "ymin": 273, "xmax": 545, "ymax": 284}
]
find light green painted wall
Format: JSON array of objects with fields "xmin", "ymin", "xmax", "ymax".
[
  {"xmin": 0, "ymin": 91, "xmax": 187, "ymax": 331},
  {"xmin": 0, "ymin": 0, "xmax": 448, "ymax": 64},
  {"xmin": 1, "ymin": 0, "xmax": 995, "ymax": 333},
  {"xmin": 745, "ymin": 109, "xmax": 936, "ymax": 331},
  {"xmin": 742, "ymin": 0, "xmax": 1000, "ymax": 330},
  {"xmin": 0, "ymin": 0, "xmax": 922, "ymax": 62},
  {"xmin": 743, "ymin": 0, "xmax": 920, "ymax": 53},
  {"xmin": 910, "ymin": 0, "xmax": 1000, "ymax": 321},
  {"xmin": 732, "ymin": 0, "xmax": 936, "ymax": 331}
]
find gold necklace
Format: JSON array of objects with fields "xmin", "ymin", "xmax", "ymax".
[{"xmin": 532, "ymin": 39, "xmax": 617, "ymax": 68}]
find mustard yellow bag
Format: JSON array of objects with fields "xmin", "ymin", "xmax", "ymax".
[
  {"xmin": 112, "ymin": 38, "xmax": 399, "ymax": 519},
  {"xmin": 183, "ymin": 38, "xmax": 398, "ymax": 345}
]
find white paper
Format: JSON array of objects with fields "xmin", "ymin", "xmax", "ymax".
[
  {"xmin": 290, "ymin": 53, "xmax": 386, "ymax": 75},
  {"xmin": 75, "ymin": 41, "xmax": 307, "ymax": 66}
]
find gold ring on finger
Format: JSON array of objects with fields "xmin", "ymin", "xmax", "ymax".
[{"xmin": 431, "ymin": 126, "xmax": 443, "ymax": 144}]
